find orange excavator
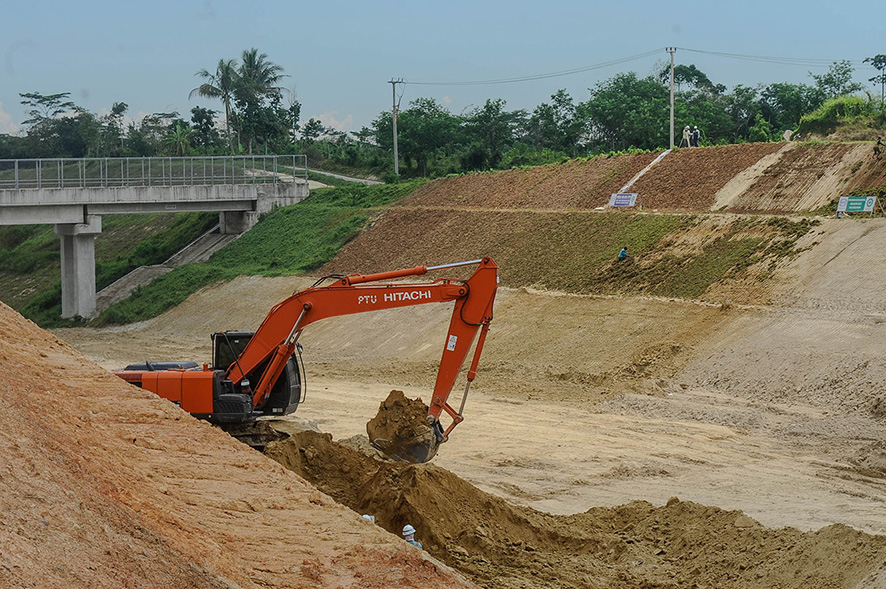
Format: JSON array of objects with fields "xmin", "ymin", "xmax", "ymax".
[{"xmin": 114, "ymin": 257, "xmax": 498, "ymax": 462}]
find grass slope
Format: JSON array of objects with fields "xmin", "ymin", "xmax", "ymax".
[{"xmin": 94, "ymin": 181, "xmax": 425, "ymax": 325}]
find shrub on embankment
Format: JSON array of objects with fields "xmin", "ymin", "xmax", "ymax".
[{"xmin": 796, "ymin": 96, "xmax": 886, "ymax": 139}]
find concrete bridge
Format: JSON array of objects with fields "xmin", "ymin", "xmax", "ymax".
[{"xmin": 0, "ymin": 155, "xmax": 309, "ymax": 318}]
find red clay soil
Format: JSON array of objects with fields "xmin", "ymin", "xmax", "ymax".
[
  {"xmin": 266, "ymin": 425, "xmax": 886, "ymax": 589},
  {"xmin": 630, "ymin": 143, "xmax": 783, "ymax": 211},
  {"xmin": 0, "ymin": 302, "xmax": 476, "ymax": 589},
  {"xmin": 402, "ymin": 153, "xmax": 658, "ymax": 210}
]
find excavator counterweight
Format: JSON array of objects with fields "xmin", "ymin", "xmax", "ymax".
[{"xmin": 114, "ymin": 257, "xmax": 498, "ymax": 462}]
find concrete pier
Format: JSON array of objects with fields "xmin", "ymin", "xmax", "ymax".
[{"xmin": 55, "ymin": 216, "xmax": 102, "ymax": 318}]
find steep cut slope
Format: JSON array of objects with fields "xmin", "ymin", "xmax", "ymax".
[
  {"xmin": 0, "ymin": 302, "xmax": 475, "ymax": 589},
  {"xmin": 321, "ymin": 208, "xmax": 812, "ymax": 305},
  {"xmin": 631, "ymin": 143, "xmax": 783, "ymax": 210},
  {"xmin": 724, "ymin": 142, "xmax": 870, "ymax": 212}
]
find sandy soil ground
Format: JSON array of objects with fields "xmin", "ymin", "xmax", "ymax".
[
  {"xmin": 54, "ymin": 248, "xmax": 886, "ymax": 585},
  {"xmin": 57, "ymin": 216, "xmax": 886, "ymax": 538}
]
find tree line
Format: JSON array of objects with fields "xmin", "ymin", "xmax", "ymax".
[{"xmin": 2, "ymin": 50, "xmax": 885, "ymax": 181}]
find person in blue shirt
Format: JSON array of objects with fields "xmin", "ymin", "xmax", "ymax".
[
  {"xmin": 618, "ymin": 246, "xmax": 628, "ymax": 261},
  {"xmin": 402, "ymin": 524, "xmax": 423, "ymax": 549}
]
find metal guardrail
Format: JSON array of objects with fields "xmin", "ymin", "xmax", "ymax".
[{"xmin": 0, "ymin": 155, "xmax": 309, "ymax": 190}]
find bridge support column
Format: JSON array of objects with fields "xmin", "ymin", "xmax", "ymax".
[
  {"xmin": 219, "ymin": 210, "xmax": 259, "ymax": 234},
  {"xmin": 55, "ymin": 215, "xmax": 102, "ymax": 319}
]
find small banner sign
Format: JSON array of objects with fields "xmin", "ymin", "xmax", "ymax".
[
  {"xmin": 609, "ymin": 192, "xmax": 638, "ymax": 207},
  {"xmin": 837, "ymin": 196, "xmax": 877, "ymax": 213}
]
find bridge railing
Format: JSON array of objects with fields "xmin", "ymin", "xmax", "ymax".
[{"xmin": 0, "ymin": 155, "xmax": 308, "ymax": 190}]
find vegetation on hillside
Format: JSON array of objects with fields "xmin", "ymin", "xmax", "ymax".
[
  {"xmin": 0, "ymin": 212, "xmax": 216, "ymax": 326},
  {"xmin": 93, "ymin": 181, "xmax": 424, "ymax": 325}
]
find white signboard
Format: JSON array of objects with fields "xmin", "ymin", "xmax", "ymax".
[{"xmin": 609, "ymin": 192, "xmax": 638, "ymax": 207}]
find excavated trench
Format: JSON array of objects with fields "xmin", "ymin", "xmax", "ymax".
[{"xmin": 263, "ymin": 393, "xmax": 886, "ymax": 589}]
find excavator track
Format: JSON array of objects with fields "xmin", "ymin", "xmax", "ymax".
[{"xmin": 220, "ymin": 420, "xmax": 290, "ymax": 452}]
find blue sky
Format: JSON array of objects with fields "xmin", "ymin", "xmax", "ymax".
[{"xmin": 1, "ymin": 0, "xmax": 882, "ymax": 135}]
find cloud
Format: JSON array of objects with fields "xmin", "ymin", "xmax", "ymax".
[
  {"xmin": 314, "ymin": 111, "xmax": 354, "ymax": 132},
  {"xmin": 0, "ymin": 102, "xmax": 19, "ymax": 135}
]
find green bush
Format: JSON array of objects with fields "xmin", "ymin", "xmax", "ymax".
[{"xmin": 796, "ymin": 96, "xmax": 875, "ymax": 137}]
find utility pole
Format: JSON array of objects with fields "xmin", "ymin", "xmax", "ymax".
[
  {"xmin": 666, "ymin": 47, "xmax": 676, "ymax": 149},
  {"xmin": 389, "ymin": 78, "xmax": 403, "ymax": 178}
]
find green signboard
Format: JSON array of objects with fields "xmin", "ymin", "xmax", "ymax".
[{"xmin": 837, "ymin": 196, "xmax": 877, "ymax": 213}]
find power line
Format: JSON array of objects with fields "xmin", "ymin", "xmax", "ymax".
[
  {"xmin": 677, "ymin": 47, "xmax": 872, "ymax": 69},
  {"xmin": 405, "ymin": 49, "xmax": 663, "ymax": 86},
  {"xmin": 403, "ymin": 47, "xmax": 876, "ymax": 88}
]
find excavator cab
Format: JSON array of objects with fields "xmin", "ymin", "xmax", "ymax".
[{"xmin": 211, "ymin": 330, "xmax": 303, "ymax": 418}]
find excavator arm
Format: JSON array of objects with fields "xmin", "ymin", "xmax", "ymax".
[
  {"xmin": 115, "ymin": 257, "xmax": 498, "ymax": 461},
  {"xmin": 228, "ymin": 257, "xmax": 498, "ymax": 440}
]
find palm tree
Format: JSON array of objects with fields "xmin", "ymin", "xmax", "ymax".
[
  {"xmin": 235, "ymin": 48, "xmax": 287, "ymax": 153},
  {"xmin": 189, "ymin": 58, "xmax": 239, "ymax": 152},
  {"xmin": 238, "ymin": 48, "xmax": 285, "ymax": 99}
]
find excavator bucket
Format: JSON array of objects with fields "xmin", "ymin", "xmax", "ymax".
[{"xmin": 366, "ymin": 390, "xmax": 444, "ymax": 463}]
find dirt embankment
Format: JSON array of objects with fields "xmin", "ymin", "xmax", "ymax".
[
  {"xmin": 402, "ymin": 153, "xmax": 657, "ymax": 210},
  {"xmin": 0, "ymin": 302, "xmax": 475, "ymax": 589},
  {"xmin": 631, "ymin": 143, "xmax": 784, "ymax": 211},
  {"xmin": 321, "ymin": 208, "xmax": 812, "ymax": 306},
  {"xmin": 403, "ymin": 141, "xmax": 885, "ymax": 214},
  {"xmin": 266, "ymin": 422, "xmax": 886, "ymax": 589}
]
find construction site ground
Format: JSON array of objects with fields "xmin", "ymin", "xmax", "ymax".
[{"xmin": 5, "ymin": 141, "xmax": 886, "ymax": 587}]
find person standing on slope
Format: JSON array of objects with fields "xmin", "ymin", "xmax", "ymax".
[
  {"xmin": 691, "ymin": 126, "xmax": 701, "ymax": 147},
  {"xmin": 680, "ymin": 126, "xmax": 691, "ymax": 148}
]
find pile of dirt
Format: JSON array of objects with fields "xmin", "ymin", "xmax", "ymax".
[
  {"xmin": 0, "ymin": 301, "xmax": 475, "ymax": 588},
  {"xmin": 366, "ymin": 390, "xmax": 440, "ymax": 463},
  {"xmin": 265, "ymin": 424, "xmax": 886, "ymax": 588}
]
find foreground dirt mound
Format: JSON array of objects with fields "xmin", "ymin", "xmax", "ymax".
[
  {"xmin": 265, "ymin": 424, "xmax": 886, "ymax": 589},
  {"xmin": 366, "ymin": 390, "xmax": 439, "ymax": 463},
  {"xmin": 0, "ymin": 302, "xmax": 475, "ymax": 589}
]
